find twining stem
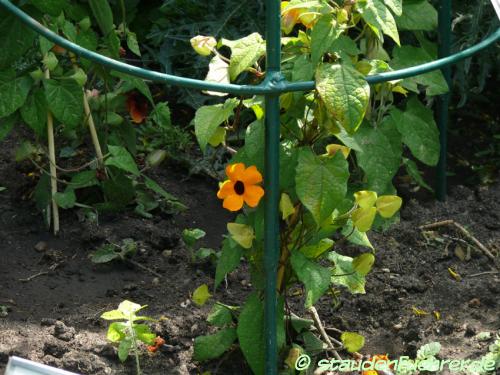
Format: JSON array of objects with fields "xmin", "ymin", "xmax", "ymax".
[
  {"xmin": 44, "ymin": 67, "xmax": 60, "ymax": 235},
  {"xmin": 82, "ymin": 91, "xmax": 105, "ymax": 167},
  {"xmin": 277, "ymin": 205, "xmax": 302, "ymax": 292},
  {"xmin": 70, "ymin": 53, "xmax": 104, "ymax": 167}
]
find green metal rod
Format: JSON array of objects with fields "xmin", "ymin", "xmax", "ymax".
[
  {"xmin": 436, "ymin": 0, "xmax": 452, "ymax": 201},
  {"xmin": 263, "ymin": 0, "xmax": 282, "ymax": 372},
  {"xmin": 1, "ymin": 0, "xmax": 499, "ymax": 94}
]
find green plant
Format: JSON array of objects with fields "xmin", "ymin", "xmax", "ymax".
[
  {"xmin": 0, "ymin": 1, "xmax": 187, "ymax": 234},
  {"xmin": 101, "ymin": 300, "xmax": 157, "ymax": 375},
  {"xmin": 185, "ymin": 0, "xmax": 447, "ymax": 372}
]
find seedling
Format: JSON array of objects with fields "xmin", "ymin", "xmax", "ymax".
[
  {"xmin": 90, "ymin": 239, "xmax": 162, "ymax": 278},
  {"xmin": 182, "ymin": 228, "xmax": 217, "ymax": 263},
  {"xmin": 101, "ymin": 300, "xmax": 157, "ymax": 375}
]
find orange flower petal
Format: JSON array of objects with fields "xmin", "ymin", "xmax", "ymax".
[
  {"xmin": 225, "ymin": 163, "xmax": 246, "ymax": 182},
  {"xmin": 241, "ymin": 165, "xmax": 263, "ymax": 184},
  {"xmin": 362, "ymin": 371, "xmax": 378, "ymax": 375},
  {"xmin": 223, "ymin": 194, "xmax": 244, "ymax": 211},
  {"xmin": 217, "ymin": 180, "xmax": 235, "ymax": 199},
  {"xmin": 243, "ymin": 185, "xmax": 265, "ymax": 208}
]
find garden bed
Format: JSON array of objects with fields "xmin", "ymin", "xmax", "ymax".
[{"xmin": 0, "ymin": 127, "xmax": 498, "ymax": 375}]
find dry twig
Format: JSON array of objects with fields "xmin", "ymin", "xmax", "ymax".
[{"xmin": 308, "ymin": 306, "xmax": 342, "ymax": 360}]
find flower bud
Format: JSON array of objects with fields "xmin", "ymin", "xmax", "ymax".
[{"xmin": 190, "ymin": 35, "xmax": 216, "ymax": 56}]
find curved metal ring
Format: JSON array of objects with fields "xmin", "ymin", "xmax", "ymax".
[{"xmin": 1, "ymin": 0, "xmax": 499, "ymax": 95}]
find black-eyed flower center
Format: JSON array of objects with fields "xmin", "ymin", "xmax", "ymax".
[{"xmin": 234, "ymin": 180, "xmax": 245, "ymax": 195}]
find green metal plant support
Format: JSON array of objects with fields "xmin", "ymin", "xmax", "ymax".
[{"xmin": 1, "ymin": 0, "xmax": 499, "ymax": 373}]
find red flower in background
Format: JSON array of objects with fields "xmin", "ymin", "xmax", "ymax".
[
  {"xmin": 126, "ymin": 92, "xmax": 148, "ymax": 124},
  {"xmin": 147, "ymin": 336, "xmax": 165, "ymax": 353}
]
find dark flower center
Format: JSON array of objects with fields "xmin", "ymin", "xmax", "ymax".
[{"xmin": 234, "ymin": 180, "xmax": 245, "ymax": 195}]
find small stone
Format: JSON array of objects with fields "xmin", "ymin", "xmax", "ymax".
[
  {"xmin": 465, "ymin": 324, "xmax": 477, "ymax": 337},
  {"xmin": 468, "ymin": 298, "xmax": 481, "ymax": 308},
  {"xmin": 393, "ymin": 323, "xmax": 403, "ymax": 330},
  {"xmin": 41, "ymin": 318, "xmax": 56, "ymax": 326},
  {"xmin": 152, "ymin": 277, "xmax": 160, "ymax": 286},
  {"xmin": 241, "ymin": 280, "xmax": 248, "ymax": 286},
  {"xmin": 162, "ymin": 250, "xmax": 173, "ymax": 257},
  {"xmin": 34, "ymin": 241, "xmax": 48, "ymax": 252},
  {"xmin": 380, "ymin": 268, "xmax": 391, "ymax": 273}
]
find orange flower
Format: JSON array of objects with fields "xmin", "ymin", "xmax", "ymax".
[
  {"xmin": 217, "ymin": 163, "xmax": 264, "ymax": 212},
  {"xmin": 362, "ymin": 354, "xmax": 393, "ymax": 375},
  {"xmin": 126, "ymin": 92, "xmax": 148, "ymax": 124},
  {"xmin": 147, "ymin": 336, "xmax": 165, "ymax": 353}
]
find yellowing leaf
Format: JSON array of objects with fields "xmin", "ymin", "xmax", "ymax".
[
  {"xmin": 208, "ymin": 127, "xmax": 226, "ymax": 147},
  {"xmin": 280, "ymin": 193, "xmax": 295, "ymax": 220},
  {"xmin": 433, "ymin": 311, "xmax": 441, "ymax": 320},
  {"xmin": 227, "ymin": 223, "xmax": 255, "ymax": 249},
  {"xmin": 412, "ymin": 306, "xmax": 429, "ymax": 316},
  {"xmin": 341, "ymin": 332, "xmax": 365, "ymax": 353},
  {"xmin": 354, "ymin": 190, "xmax": 378, "ymax": 209},
  {"xmin": 284, "ymin": 347, "xmax": 302, "ymax": 370},
  {"xmin": 375, "ymin": 195, "xmax": 402, "ymax": 218},
  {"xmin": 203, "ymin": 54, "xmax": 230, "ymax": 97},
  {"xmin": 447, "ymin": 267, "xmax": 461, "ymax": 281},
  {"xmin": 325, "ymin": 144, "xmax": 350, "ymax": 159},
  {"xmin": 193, "ymin": 284, "xmax": 212, "ymax": 306},
  {"xmin": 352, "ymin": 207, "xmax": 377, "ymax": 232},
  {"xmin": 190, "ymin": 35, "xmax": 216, "ymax": 56},
  {"xmin": 352, "ymin": 253, "xmax": 375, "ymax": 276}
]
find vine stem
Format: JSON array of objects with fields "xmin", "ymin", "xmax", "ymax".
[
  {"xmin": 44, "ymin": 67, "xmax": 60, "ymax": 235},
  {"xmin": 82, "ymin": 91, "xmax": 105, "ymax": 167}
]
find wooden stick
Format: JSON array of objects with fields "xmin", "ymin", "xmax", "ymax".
[
  {"xmin": 308, "ymin": 306, "xmax": 341, "ymax": 360},
  {"xmin": 419, "ymin": 220, "xmax": 496, "ymax": 262},
  {"xmin": 44, "ymin": 67, "xmax": 60, "ymax": 235},
  {"xmin": 83, "ymin": 91, "xmax": 105, "ymax": 167}
]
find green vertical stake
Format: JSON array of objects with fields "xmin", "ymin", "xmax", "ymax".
[{"xmin": 264, "ymin": 0, "xmax": 281, "ymax": 374}]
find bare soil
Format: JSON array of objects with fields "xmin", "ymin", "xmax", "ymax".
[{"xmin": 0, "ymin": 122, "xmax": 499, "ymax": 374}]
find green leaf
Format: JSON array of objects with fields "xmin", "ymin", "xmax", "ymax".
[
  {"xmin": 403, "ymin": 158, "xmax": 433, "ymax": 191},
  {"xmin": 101, "ymin": 174, "xmax": 135, "ymax": 207},
  {"xmin": 352, "ymin": 253, "xmax": 375, "ymax": 276},
  {"xmin": 292, "ymin": 55, "xmax": 314, "ymax": 83},
  {"xmin": 91, "ymin": 244, "xmax": 119, "ymax": 264},
  {"xmin": 126, "ymin": 31, "xmax": 141, "ymax": 56},
  {"xmin": 227, "ymin": 33, "xmax": 266, "ymax": 80},
  {"xmin": 341, "ymin": 332, "xmax": 365, "ymax": 352},
  {"xmin": 299, "ymin": 238, "xmax": 334, "ymax": 259},
  {"xmin": 296, "ymin": 149, "xmax": 349, "ymax": 225},
  {"xmin": 54, "ymin": 189, "xmax": 76, "ymax": 209},
  {"xmin": 101, "ymin": 310, "xmax": 126, "ymax": 321},
  {"xmin": 352, "ymin": 207, "xmax": 377, "ymax": 232},
  {"xmin": 182, "ymin": 228, "xmax": 206, "ymax": 247},
  {"xmin": 328, "ymin": 251, "xmax": 366, "ymax": 294},
  {"xmin": 0, "ymin": 11, "xmax": 36, "ymax": 70},
  {"xmin": 357, "ymin": 0, "xmax": 400, "ymax": 45},
  {"xmin": 89, "ymin": 0, "xmax": 114, "ymax": 36},
  {"xmin": 30, "ymin": 0, "xmax": 67, "ymax": 16},
  {"xmin": 341, "ymin": 220, "xmax": 374, "ymax": 249},
  {"xmin": 106, "ymin": 322, "xmax": 126, "ymax": 342},
  {"xmin": 391, "ymin": 46, "xmax": 448, "ymax": 96},
  {"xmin": 151, "ymin": 102, "xmax": 171, "ymax": 128},
  {"xmin": 70, "ymin": 170, "xmax": 99, "ymax": 189},
  {"xmin": 291, "ymin": 250, "xmax": 331, "ymax": 308},
  {"xmin": 194, "ymin": 98, "xmax": 239, "ymax": 152},
  {"xmin": 316, "ymin": 63, "xmax": 370, "ymax": 133},
  {"xmin": 384, "ymin": 0, "xmax": 402, "ymax": 16},
  {"xmin": 395, "ymin": 0, "xmax": 437, "ymax": 31},
  {"xmin": 0, "ymin": 114, "xmax": 16, "ymax": 143},
  {"xmin": 192, "ymin": 284, "xmax": 212, "ymax": 306},
  {"xmin": 353, "ymin": 118, "xmax": 402, "ymax": 193},
  {"xmin": 112, "ymin": 71, "xmax": 154, "ymax": 105},
  {"xmin": 207, "ymin": 304, "xmax": 233, "ymax": 327},
  {"xmin": 227, "ymin": 223, "xmax": 254, "ymax": 249},
  {"xmin": 118, "ymin": 338, "xmax": 132, "ymax": 362},
  {"xmin": 310, "ymin": 14, "xmax": 341, "ymax": 66},
  {"xmin": 61, "ymin": 20, "xmax": 77, "ymax": 42},
  {"xmin": 134, "ymin": 324, "xmax": 155, "ymax": 345},
  {"xmin": 391, "ymin": 97, "xmax": 440, "ymax": 166},
  {"xmin": 242, "ymin": 120, "xmax": 265, "ymax": 171},
  {"xmin": 237, "ymin": 294, "xmax": 266, "ymax": 375},
  {"xmin": 20, "ymin": 88, "xmax": 47, "ymax": 137},
  {"xmin": 215, "ymin": 237, "xmax": 242, "ymax": 289},
  {"xmin": 105, "ymin": 145, "xmax": 139, "ymax": 176},
  {"xmin": 44, "ymin": 79, "xmax": 84, "ymax": 128},
  {"xmin": 328, "ymin": 35, "xmax": 361, "ymax": 57},
  {"xmin": 193, "ymin": 328, "xmax": 237, "ymax": 362},
  {"xmin": 0, "ymin": 75, "xmax": 32, "ymax": 118}
]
